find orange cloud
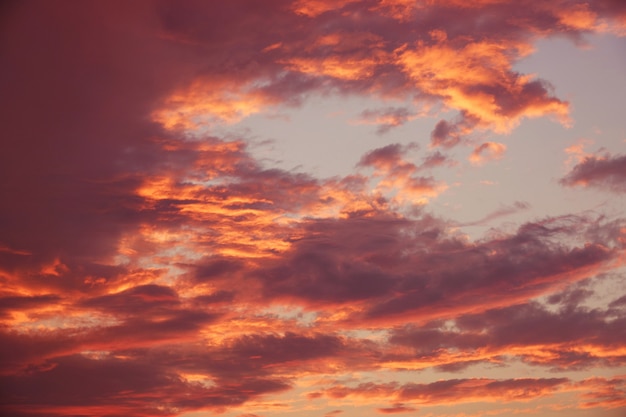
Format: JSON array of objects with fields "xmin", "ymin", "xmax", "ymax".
[
  {"xmin": 357, "ymin": 144, "xmax": 448, "ymax": 204},
  {"xmin": 469, "ymin": 142, "xmax": 507, "ymax": 165},
  {"xmin": 148, "ymin": 0, "xmax": 586, "ymax": 144},
  {"xmin": 398, "ymin": 38, "xmax": 569, "ymax": 134},
  {"xmin": 292, "ymin": 0, "xmax": 361, "ymax": 17},
  {"xmin": 152, "ymin": 80, "xmax": 274, "ymax": 129},
  {"xmin": 564, "ymin": 138, "xmax": 595, "ymax": 167},
  {"xmin": 556, "ymin": 3, "xmax": 601, "ymax": 31},
  {"xmin": 577, "ymin": 376, "xmax": 626, "ymax": 409}
]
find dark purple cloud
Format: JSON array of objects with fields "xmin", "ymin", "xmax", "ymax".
[
  {"xmin": 252, "ymin": 213, "xmax": 619, "ymax": 326},
  {"xmin": 0, "ymin": 295, "xmax": 62, "ymax": 319},
  {"xmin": 0, "ymin": 353, "xmax": 291, "ymax": 417},
  {"xmin": 561, "ymin": 154, "xmax": 626, "ymax": 192},
  {"xmin": 388, "ymin": 282, "xmax": 626, "ymax": 370},
  {"xmin": 431, "ymin": 119, "xmax": 465, "ymax": 148}
]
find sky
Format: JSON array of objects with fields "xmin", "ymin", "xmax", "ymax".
[{"xmin": 1, "ymin": 1, "xmax": 626, "ymax": 417}]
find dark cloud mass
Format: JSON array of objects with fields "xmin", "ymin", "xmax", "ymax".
[{"xmin": 1, "ymin": 1, "xmax": 625, "ymax": 417}]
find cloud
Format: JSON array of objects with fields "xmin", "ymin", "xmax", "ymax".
[
  {"xmin": 420, "ymin": 151, "xmax": 453, "ymax": 169},
  {"xmin": 460, "ymin": 201, "xmax": 530, "ymax": 226},
  {"xmin": 0, "ymin": 0, "xmax": 190, "ymax": 283},
  {"xmin": 141, "ymin": 0, "xmax": 607, "ymax": 139},
  {"xmin": 560, "ymin": 153, "xmax": 626, "ymax": 192},
  {"xmin": 0, "ymin": 294, "xmax": 62, "ymax": 319},
  {"xmin": 223, "ymin": 332, "xmax": 344, "ymax": 367},
  {"xmin": 387, "ymin": 283, "xmax": 626, "ymax": 371},
  {"xmin": 0, "ymin": 353, "xmax": 291, "ymax": 417},
  {"xmin": 355, "ymin": 107, "xmax": 416, "ymax": 134},
  {"xmin": 318, "ymin": 377, "xmax": 570, "ymax": 405},
  {"xmin": 399, "ymin": 39, "xmax": 569, "ymax": 134},
  {"xmin": 249, "ymin": 212, "xmax": 621, "ymax": 330},
  {"xmin": 1, "ymin": 1, "xmax": 626, "ymax": 417},
  {"xmin": 377, "ymin": 403, "xmax": 417, "ymax": 413},
  {"xmin": 1, "ymin": 0, "xmax": 619, "ymax": 271},
  {"xmin": 430, "ymin": 118, "xmax": 466, "ymax": 148},
  {"xmin": 469, "ymin": 142, "xmax": 507, "ymax": 165},
  {"xmin": 291, "ymin": 0, "xmax": 362, "ymax": 17},
  {"xmin": 80, "ymin": 284, "xmax": 180, "ymax": 316},
  {"xmin": 357, "ymin": 144, "xmax": 447, "ymax": 203},
  {"xmin": 0, "ymin": 327, "xmax": 358, "ymax": 415},
  {"xmin": 577, "ymin": 376, "xmax": 626, "ymax": 409}
]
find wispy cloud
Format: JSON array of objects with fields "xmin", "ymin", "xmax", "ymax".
[{"xmin": 354, "ymin": 107, "xmax": 417, "ymax": 134}]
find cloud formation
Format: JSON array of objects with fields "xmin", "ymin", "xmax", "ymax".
[
  {"xmin": 561, "ymin": 153, "xmax": 626, "ymax": 192},
  {"xmin": 469, "ymin": 142, "xmax": 507, "ymax": 165},
  {"xmin": 356, "ymin": 107, "xmax": 416, "ymax": 134},
  {"xmin": 145, "ymin": 0, "xmax": 599, "ymax": 139},
  {"xmin": 1, "ymin": 1, "xmax": 625, "ymax": 417}
]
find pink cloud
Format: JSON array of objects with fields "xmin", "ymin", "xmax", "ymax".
[
  {"xmin": 318, "ymin": 377, "xmax": 569, "ymax": 405},
  {"xmin": 469, "ymin": 142, "xmax": 507, "ymax": 165}
]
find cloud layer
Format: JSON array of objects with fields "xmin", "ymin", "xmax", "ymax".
[{"xmin": 1, "ymin": 1, "xmax": 625, "ymax": 417}]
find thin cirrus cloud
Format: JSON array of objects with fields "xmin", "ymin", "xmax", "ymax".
[
  {"xmin": 354, "ymin": 107, "xmax": 417, "ymax": 134},
  {"xmin": 459, "ymin": 201, "xmax": 530, "ymax": 226},
  {"xmin": 1, "ymin": 1, "xmax": 625, "ymax": 417}
]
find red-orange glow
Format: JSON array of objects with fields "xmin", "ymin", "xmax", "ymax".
[
  {"xmin": 152, "ymin": 81, "xmax": 273, "ymax": 129},
  {"xmin": 556, "ymin": 3, "xmax": 599, "ymax": 30},
  {"xmin": 283, "ymin": 55, "xmax": 384, "ymax": 80},
  {"xmin": 397, "ymin": 40, "xmax": 569, "ymax": 132},
  {"xmin": 292, "ymin": 0, "xmax": 361, "ymax": 17}
]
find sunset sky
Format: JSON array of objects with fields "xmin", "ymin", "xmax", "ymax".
[{"xmin": 2, "ymin": 1, "xmax": 626, "ymax": 416}]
